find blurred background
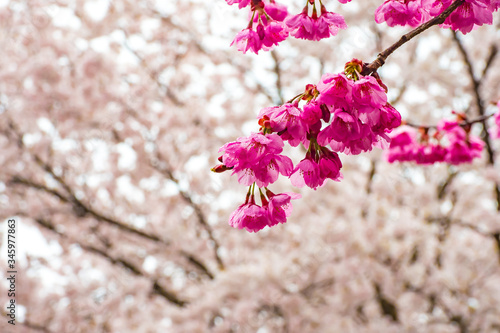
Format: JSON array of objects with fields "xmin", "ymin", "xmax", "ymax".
[{"xmin": 0, "ymin": 0, "xmax": 500, "ymax": 332}]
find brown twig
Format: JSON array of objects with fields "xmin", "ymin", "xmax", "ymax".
[
  {"xmin": 34, "ymin": 217, "xmax": 188, "ymax": 307},
  {"xmin": 271, "ymin": 50, "xmax": 284, "ymax": 104},
  {"xmin": 364, "ymin": 0, "xmax": 465, "ymax": 75},
  {"xmin": 452, "ymin": 31, "xmax": 500, "ymax": 211},
  {"xmin": 151, "ymin": 149, "xmax": 226, "ymax": 271},
  {"xmin": 5, "ymin": 118, "xmax": 215, "ymax": 279}
]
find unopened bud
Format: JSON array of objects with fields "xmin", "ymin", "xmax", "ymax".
[{"xmin": 211, "ymin": 164, "xmax": 232, "ymax": 173}]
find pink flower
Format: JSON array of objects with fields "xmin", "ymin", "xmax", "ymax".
[
  {"xmin": 290, "ymin": 158, "xmax": 322, "ymax": 189},
  {"xmin": 285, "ymin": 6, "xmax": 347, "ymax": 41},
  {"xmin": 414, "ymin": 144, "xmax": 447, "ymax": 164},
  {"xmin": 263, "ymin": 1, "xmax": 289, "ymax": 21},
  {"xmin": 290, "ymin": 148, "xmax": 343, "ymax": 189},
  {"xmin": 262, "ymin": 21, "xmax": 288, "ymax": 48},
  {"xmin": 366, "ymin": 103, "xmax": 402, "ymax": 133},
  {"xmin": 301, "ymin": 101, "xmax": 323, "ymax": 127},
  {"xmin": 315, "ymin": 6, "xmax": 348, "ymax": 39},
  {"xmin": 387, "ymin": 117, "xmax": 484, "ymax": 165},
  {"xmin": 285, "ymin": 9, "xmax": 316, "ymax": 40},
  {"xmin": 231, "ymin": 29, "xmax": 262, "ymax": 54},
  {"xmin": 429, "ymin": 0, "xmax": 495, "ymax": 34},
  {"xmin": 386, "ymin": 128, "xmax": 419, "ymax": 163},
  {"xmin": 229, "ymin": 198, "xmax": 269, "ymax": 233},
  {"xmin": 265, "ymin": 190, "xmax": 301, "ymax": 226},
  {"xmin": 225, "ymin": 0, "xmax": 251, "ymax": 9},
  {"xmin": 439, "ymin": 119, "xmax": 484, "ymax": 164},
  {"xmin": 375, "ymin": 0, "xmax": 430, "ymax": 27},
  {"xmin": 317, "ymin": 73, "xmax": 353, "ymax": 110},
  {"xmin": 317, "ymin": 109, "xmax": 363, "ymax": 146},
  {"xmin": 218, "ymin": 133, "xmax": 293, "ymax": 187},
  {"xmin": 318, "ymin": 148, "xmax": 343, "ymax": 182},
  {"xmin": 352, "ymin": 75, "xmax": 387, "ymax": 111},
  {"xmin": 258, "ymin": 103, "xmax": 308, "ymax": 146},
  {"xmin": 445, "ymin": 138, "xmax": 484, "ymax": 164}
]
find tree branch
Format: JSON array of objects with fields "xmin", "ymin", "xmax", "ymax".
[
  {"xmin": 452, "ymin": 31, "xmax": 500, "ymax": 211},
  {"xmin": 34, "ymin": 217, "xmax": 188, "ymax": 307},
  {"xmin": 364, "ymin": 0, "xmax": 465, "ymax": 74},
  {"xmin": 5, "ymin": 117, "xmax": 216, "ymax": 278},
  {"xmin": 151, "ymin": 149, "xmax": 226, "ymax": 271}
]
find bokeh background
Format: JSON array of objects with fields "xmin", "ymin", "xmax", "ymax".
[{"xmin": 0, "ymin": 0, "xmax": 500, "ymax": 332}]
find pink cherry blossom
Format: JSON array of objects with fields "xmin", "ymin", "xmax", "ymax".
[
  {"xmin": 285, "ymin": 5, "xmax": 347, "ymax": 41},
  {"xmin": 290, "ymin": 157, "xmax": 324, "ymax": 189},
  {"xmin": 218, "ymin": 133, "xmax": 293, "ymax": 187},
  {"xmin": 301, "ymin": 101, "xmax": 323, "ymax": 127},
  {"xmin": 229, "ymin": 197, "xmax": 270, "ymax": 232},
  {"xmin": 263, "ymin": 1, "xmax": 289, "ymax": 21},
  {"xmin": 317, "ymin": 109, "xmax": 363, "ymax": 146},
  {"xmin": 352, "ymin": 75, "xmax": 388, "ymax": 111},
  {"xmin": 262, "ymin": 21, "xmax": 288, "ymax": 48},
  {"xmin": 231, "ymin": 28, "xmax": 262, "ymax": 54},
  {"xmin": 386, "ymin": 128, "xmax": 419, "ymax": 163},
  {"xmin": 290, "ymin": 148, "xmax": 343, "ymax": 190},
  {"xmin": 429, "ymin": 0, "xmax": 495, "ymax": 34},
  {"xmin": 225, "ymin": 0, "xmax": 251, "ymax": 9},
  {"xmin": 285, "ymin": 8, "xmax": 316, "ymax": 40},
  {"xmin": 258, "ymin": 102, "xmax": 308, "ymax": 146},
  {"xmin": 315, "ymin": 6, "xmax": 348, "ymax": 39},
  {"xmin": 318, "ymin": 148, "xmax": 343, "ymax": 182},
  {"xmin": 317, "ymin": 73, "xmax": 353, "ymax": 109},
  {"xmin": 375, "ymin": 0, "xmax": 430, "ymax": 27},
  {"xmin": 265, "ymin": 190, "xmax": 301, "ymax": 226},
  {"xmin": 445, "ymin": 138, "xmax": 484, "ymax": 164}
]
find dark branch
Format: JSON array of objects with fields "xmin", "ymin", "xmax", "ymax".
[
  {"xmin": 5, "ymin": 118, "xmax": 216, "ymax": 278},
  {"xmin": 437, "ymin": 169, "xmax": 458, "ymax": 200},
  {"xmin": 452, "ymin": 30, "xmax": 500, "ymax": 211},
  {"xmin": 271, "ymin": 50, "xmax": 284, "ymax": 105},
  {"xmin": 35, "ymin": 218, "xmax": 188, "ymax": 307},
  {"xmin": 482, "ymin": 44, "xmax": 498, "ymax": 78},
  {"xmin": 152, "ymin": 150, "xmax": 225, "ymax": 271},
  {"xmin": 374, "ymin": 283, "xmax": 399, "ymax": 322},
  {"xmin": 364, "ymin": 0, "xmax": 465, "ymax": 74}
]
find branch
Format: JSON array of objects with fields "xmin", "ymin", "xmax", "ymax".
[
  {"xmin": 34, "ymin": 217, "xmax": 188, "ymax": 307},
  {"xmin": 437, "ymin": 168, "xmax": 458, "ymax": 200},
  {"xmin": 5, "ymin": 117, "xmax": 216, "ymax": 278},
  {"xmin": 373, "ymin": 283, "xmax": 399, "ymax": 322},
  {"xmin": 364, "ymin": 0, "xmax": 465, "ymax": 74},
  {"xmin": 452, "ymin": 31, "xmax": 500, "ymax": 211},
  {"xmin": 12, "ymin": 175, "xmax": 214, "ymax": 279},
  {"xmin": 151, "ymin": 150, "xmax": 225, "ymax": 271},
  {"xmin": 482, "ymin": 44, "xmax": 498, "ymax": 78},
  {"xmin": 271, "ymin": 50, "xmax": 284, "ymax": 105}
]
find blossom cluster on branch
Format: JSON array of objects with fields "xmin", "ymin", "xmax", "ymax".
[
  {"xmin": 213, "ymin": 59, "xmax": 402, "ymax": 232},
  {"xmin": 229, "ymin": 0, "xmax": 350, "ymax": 53},
  {"xmin": 386, "ymin": 114, "xmax": 485, "ymax": 165},
  {"xmin": 228, "ymin": 0, "xmax": 500, "ymax": 55},
  {"xmin": 216, "ymin": 0, "xmax": 500, "ymax": 232},
  {"xmin": 376, "ymin": 0, "xmax": 500, "ymax": 33}
]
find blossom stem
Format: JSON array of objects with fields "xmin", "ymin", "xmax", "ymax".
[
  {"xmin": 364, "ymin": 0, "xmax": 465, "ymax": 75},
  {"xmin": 247, "ymin": 10, "xmax": 257, "ymax": 29}
]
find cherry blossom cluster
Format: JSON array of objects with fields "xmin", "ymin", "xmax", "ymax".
[
  {"xmin": 213, "ymin": 59, "xmax": 401, "ymax": 232},
  {"xmin": 375, "ymin": 0, "xmax": 500, "ymax": 33},
  {"xmin": 386, "ymin": 114, "xmax": 485, "ymax": 165},
  {"xmin": 228, "ymin": 0, "xmax": 350, "ymax": 54}
]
